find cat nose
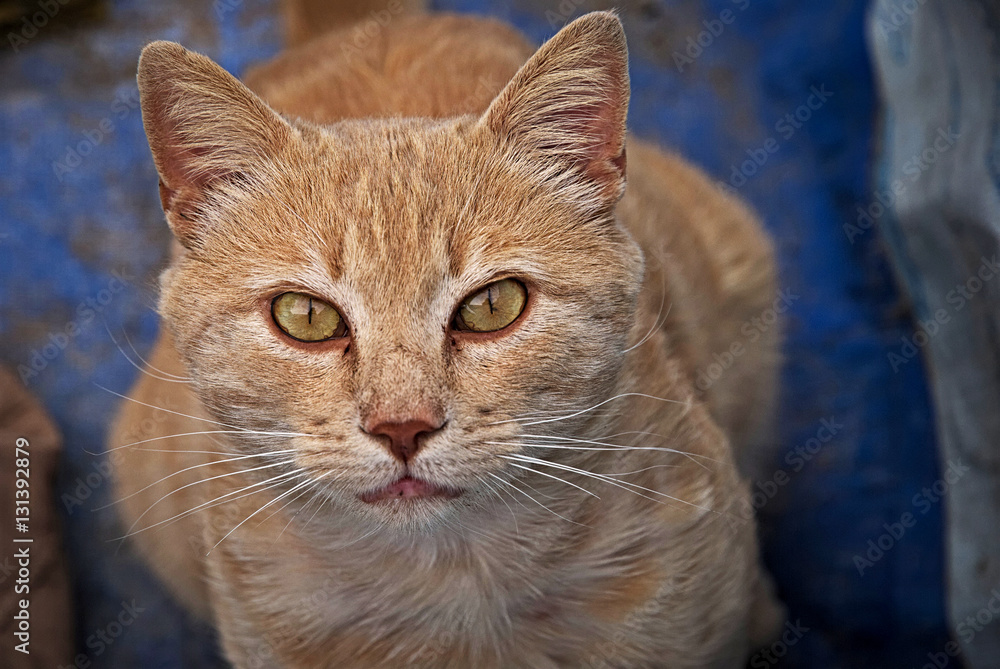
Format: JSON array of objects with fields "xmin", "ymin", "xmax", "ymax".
[{"xmin": 364, "ymin": 418, "xmax": 445, "ymax": 463}]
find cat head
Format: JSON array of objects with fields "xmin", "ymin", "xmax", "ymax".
[{"xmin": 139, "ymin": 12, "xmax": 645, "ymax": 531}]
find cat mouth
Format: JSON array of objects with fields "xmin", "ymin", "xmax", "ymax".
[{"xmin": 359, "ymin": 476, "xmax": 462, "ymax": 503}]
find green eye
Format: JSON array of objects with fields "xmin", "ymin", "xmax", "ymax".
[
  {"xmin": 272, "ymin": 292, "xmax": 347, "ymax": 342},
  {"xmin": 453, "ymin": 279, "xmax": 527, "ymax": 333}
]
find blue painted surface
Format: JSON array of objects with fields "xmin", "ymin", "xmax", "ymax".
[{"xmin": 0, "ymin": 0, "xmax": 949, "ymax": 666}]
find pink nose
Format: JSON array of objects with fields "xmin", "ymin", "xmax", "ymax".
[{"xmin": 365, "ymin": 419, "xmax": 444, "ymax": 463}]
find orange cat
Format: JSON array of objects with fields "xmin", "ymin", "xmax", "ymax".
[{"xmin": 110, "ymin": 5, "xmax": 782, "ymax": 667}]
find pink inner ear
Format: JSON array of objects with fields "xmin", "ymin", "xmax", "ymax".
[
  {"xmin": 584, "ymin": 95, "xmax": 627, "ymax": 179},
  {"xmin": 481, "ymin": 13, "xmax": 630, "ymax": 202},
  {"xmin": 549, "ymin": 89, "xmax": 628, "ymax": 193},
  {"xmin": 154, "ymin": 136, "xmax": 232, "ymax": 222},
  {"xmin": 146, "ymin": 98, "xmax": 255, "ymax": 226},
  {"xmin": 153, "ymin": 99, "xmax": 238, "ymax": 193},
  {"xmin": 138, "ymin": 40, "xmax": 294, "ymax": 245}
]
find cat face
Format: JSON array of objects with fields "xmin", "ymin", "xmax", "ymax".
[{"xmin": 141, "ymin": 13, "xmax": 644, "ymax": 530}]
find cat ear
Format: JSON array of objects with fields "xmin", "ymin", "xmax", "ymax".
[
  {"xmin": 138, "ymin": 41, "xmax": 293, "ymax": 246},
  {"xmin": 480, "ymin": 12, "xmax": 630, "ymax": 207}
]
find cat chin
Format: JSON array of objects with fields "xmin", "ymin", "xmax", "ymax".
[{"xmin": 351, "ymin": 495, "xmax": 466, "ymax": 534}]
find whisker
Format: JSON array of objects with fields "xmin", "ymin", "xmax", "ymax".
[
  {"xmin": 94, "ymin": 383, "xmax": 287, "ymax": 435},
  {"xmin": 327, "ymin": 523, "xmax": 383, "ymax": 551},
  {"xmin": 486, "ymin": 473, "xmax": 585, "ymax": 526},
  {"xmin": 120, "ymin": 327, "xmax": 190, "ymax": 381},
  {"xmin": 208, "ymin": 478, "xmax": 318, "ymax": 554},
  {"xmin": 486, "ymin": 408, "xmax": 616, "ymax": 427},
  {"xmin": 500, "ymin": 453, "xmax": 712, "ymax": 512},
  {"xmin": 300, "ymin": 488, "xmax": 334, "ymax": 533},
  {"xmin": 515, "ymin": 474, "xmax": 563, "ymax": 501},
  {"xmin": 104, "ymin": 323, "xmax": 187, "ymax": 384},
  {"xmin": 178, "ymin": 470, "xmax": 305, "ymax": 526},
  {"xmin": 96, "ymin": 449, "xmax": 298, "ymax": 509},
  {"xmin": 261, "ymin": 473, "xmax": 331, "ymax": 540},
  {"xmin": 489, "ymin": 392, "xmax": 684, "ymax": 428},
  {"xmin": 119, "ymin": 459, "xmax": 298, "ymax": 539},
  {"xmin": 486, "ymin": 439, "xmax": 701, "ymax": 460},
  {"xmin": 114, "ymin": 469, "xmax": 305, "ymax": 546},
  {"xmin": 100, "ymin": 429, "xmax": 307, "ymax": 454},
  {"xmin": 501, "ymin": 460, "xmax": 600, "ymax": 499},
  {"xmin": 605, "ymin": 464, "xmax": 680, "ymax": 476},
  {"xmin": 518, "ymin": 434, "xmax": 718, "ymax": 465},
  {"xmin": 622, "ymin": 293, "xmax": 671, "ymax": 353},
  {"xmin": 479, "ymin": 476, "xmax": 519, "ymax": 535},
  {"xmin": 128, "ymin": 448, "xmax": 288, "ymax": 456}
]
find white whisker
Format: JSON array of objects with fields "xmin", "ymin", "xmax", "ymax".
[
  {"xmin": 500, "ymin": 453, "xmax": 712, "ymax": 512},
  {"xmin": 489, "ymin": 392, "xmax": 684, "ymax": 428},
  {"xmin": 120, "ymin": 327, "xmax": 190, "ymax": 381},
  {"xmin": 503, "ymin": 460, "xmax": 600, "ymax": 499},
  {"xmin": 623, "ymin": 294, "xmax": 671, "ymax": 353},
  {"xmin": 208, "ymin": 478, "xmax": 319, "ymax": 554},
  {"xmin": 519, "ymin": 433, "xmax": 717, "ymax": 465},
  {"xmin": 102, "ymin": 429, "xmax": 307, "ymax": 454},
  {"xmin": 478, "ymin": 476, "xmax": 519, "ymax": 536},
  {"xmin": 104, "ymin": 323, "xmax": 187, "ymax": 384},
  {"xmin": 97, "ymin": 449, "xmax": 297, "ymax": 509},
  {"xmin": 95, "ymin": 383, "xmax": 290, "ymax": 436},
  {"xmin": 486, "ymin": 473, "xmax": 584, "ymax": 526},
  {"xmin": 605, "ymin": 464, "xmax": 680, "ymax": 476},
  {"xmin": 119, "ymin": 459, "xmax": 298, "ymax": 539},
  {"xmin": 261, "ymin": 473, "xmax": 331, "ymax": 540},
  {"xmin": 115, "ymin": 469, "xmax": 305, "ymax": 545}
]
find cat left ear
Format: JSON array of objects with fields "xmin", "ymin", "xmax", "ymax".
[
  {"xmin": 480, "ymin": 12, "xmax": 629, "ymax": 208},
  {"xmin": 138, "ymin": 41, "xmax": 293, "ymax": 246}
]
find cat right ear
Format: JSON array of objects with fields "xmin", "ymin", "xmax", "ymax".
[
  {"xmin": 138, "ymin": 41, "xmax": 293, "ymax": 247},
  {"xmin": 480, "ymin": 12, "xmax": 630, "ymax": 210}
]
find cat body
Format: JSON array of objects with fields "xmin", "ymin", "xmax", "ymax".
[{"xmin": 110, "ymin": 8, "xmax": 781, "ymax": 668}]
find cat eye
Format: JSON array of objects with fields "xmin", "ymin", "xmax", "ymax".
[
  {"xmin": 271, "ymin": 292, "xmax": 348, "ymax": 342},
  {"xmin": 453, "ymin": 279, "xmax": 527, "ymax": 333}
]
